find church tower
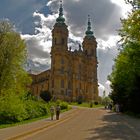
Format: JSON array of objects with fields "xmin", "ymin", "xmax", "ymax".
[
  {"xmin": 51, "ymin": 1, "xmax": 68, "ymax": 51},
  {"xmin": 82, "ymin": 15, "xmax": 98, "ymax": 100},
  {"xmin": 50, "ymin": 1, "xmax": 69, "ymax": 100},
  {"xmin": 83, "ymin": 15, "xmax": 97, "ymax": 57}
]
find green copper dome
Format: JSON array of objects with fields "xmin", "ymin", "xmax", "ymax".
[
  {"xmin": 85, "ymin": 15, "xmax": 94, "ymax": 37},
  {"xmin": 56, "ymin": 0, "xmax": 65, "ymax": 23}
]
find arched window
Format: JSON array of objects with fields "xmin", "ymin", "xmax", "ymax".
[
  {"xmin": 61, "ymin": 57, "xmax": 64, "ymax": 64},
  {"xmin": 68, "ymin": 81, "xmax": 71, "ymax": 89},
  {"xmin": 61, "ymin": 79, "xmax": 64, "ymax": 88},
  {"xmin": 62, "ymin": 38, "xmax": 65, "ymax": 45},
  {"xmin": 53, "ymin": 58, "xmax": 55, "ymax": 64},
  {"xmin": 85, "ymin": 50, "xmax": 88, "ymax": 55},
  {"xmin": 92, "ymin": 49, "xmax": 94, "ymax": 56},
  {"xmin": 54, "ymin": 38, "xmax": 57, "ymax": 45},
  {"xmin": 79, "ymin": 64, "xmax": 81, "ymax": 72},
  {"xmin": 52, "ymin": 79, "xmax": 54, "ymax": 88},
  {"xmin": 60, "ymin": 66, "xmax": 64, "ymax": 74}
]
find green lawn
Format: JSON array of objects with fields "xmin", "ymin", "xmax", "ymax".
[
  {"xmin": 0, "ymin": 107, "xmax": 71, "ymax": 129},
  {"xmin": 0, "ymin": 114, "xmax": 50, "ymax": 129},
  {"xmin": 69, "ymin": 102, "xmax": 104, "ymax": 108}
]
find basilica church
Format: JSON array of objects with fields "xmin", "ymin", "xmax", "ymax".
[{"xmin": 30, "ymin": 1, "xmax": 98, "ymax": 102}]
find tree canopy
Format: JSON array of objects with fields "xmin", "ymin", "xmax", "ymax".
[
  {"xmin": 0, "ymin": 20, "xmax": 49, "ymax": 124},
  {"xmin": 40, "ymin": 90, "xmax": 52, "ymax": 102},
  {"xmin": 109, "ymin": 1, "xmax": 140, "ymax": 113},
  {"xmin": 0, "ymin": 20, "xmax": 31, "ymax": 95}
]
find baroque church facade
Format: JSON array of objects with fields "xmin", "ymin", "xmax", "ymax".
[{"xmin": 30, "ymin": 1, "xmax": 98, "ymax": 102}]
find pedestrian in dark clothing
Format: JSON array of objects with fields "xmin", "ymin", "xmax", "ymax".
[
  {"xmin": 56, "ymin": 105, "xmax": 61, "ymax": 120},
  {"xmin": 108, "ymin": 103, "xmax": 113, "ymax": 110}
]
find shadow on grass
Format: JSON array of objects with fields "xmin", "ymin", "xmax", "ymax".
[{"xmin": 85, "ymin": 110, "xmax": 139, "ymax": 140}]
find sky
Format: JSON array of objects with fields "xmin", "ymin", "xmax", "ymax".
[{"xmin": 0, "ymin": 0, "xmax": 132, "ymax": 96}]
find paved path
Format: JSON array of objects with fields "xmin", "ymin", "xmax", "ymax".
[{"xmin": 1, "ymin": 107, "xmax": 140, "ymax": 140}]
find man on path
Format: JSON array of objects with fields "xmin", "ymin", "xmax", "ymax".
[{"xmin": 56, "ymin": 104, "xmax": 61, "ymax": 120}]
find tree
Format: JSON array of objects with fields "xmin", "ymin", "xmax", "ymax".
[
  {"xmin": 125, "ymin": 0, "xmax": 140, "ymax": 9},
  {"xmin": 0, "ymin": 20, "xmax": 31, "ymax": 96},
  {"xmin": 0, "ymin": 21, "xmax": 49, "ymax": 124},
  {"xmin": 77, "ymin": 95, "xmax": 83, "ymax": 104},
  {"xmin": 109, "ymin": 2, "xmax": 140, "ymax": 113},
  {"xmin": 40, "ymin": 90, "xmax": 52, "ymax": 102}
]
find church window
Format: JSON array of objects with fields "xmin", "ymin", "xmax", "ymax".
[
  {"xmin": 61, "ymin": 58, "xmax": 64, "ymax": 64},
  {"xmin": 62, "ymin": 38, "xmax": 65, "ymax": 45},
  {"xmin": 85, "ymin": 50, "xmax": 87, "ymax": 55},
  {"xmin": 86, "ymin": 86, "xmax": 88, "ymax": 93},
  {"xmin": 52, "ymin": 79, "xmax": 54, "ymax": 88},
  {"xmin": 68, "ymin": 81, "xmax": 71, "ymax": 89},
  {"xmin": 93, "ymin": 88, "xmax": 95, "ymax": 94},
  {"xmin": 36, "ymin": 86, "xmax": 38, "ymax": 94},
  {"xmin": 61, "ymin": 79, "xmax": 64, "ymax": 88},
  {"xmin": 79, "ymin": 83, "xmax": 81, "ymax": 89},
  {"xmin": 91, "ymin": 49, "xmax": 94, "ymax": 56},
  {"xmin": 52, "ymin": 90, "xmax": 54, "ymax": 95},
  {"xmin": 79, "ymin": 64, "xmax": 81, "ymax": 73},
  {"xmin": 60, "ymin": 66, "xmax": 64, "ymax": 74},
  {"xmin": 53, "ymin": 59, "xmax": 55, "ymax": 64},
  {"xmin": 54, "ymin": 38, "xmax": 57, "ymax": 45},
  {"xmin": 42, "ymin": 84, "xmax": 44, "ymax": 89}
]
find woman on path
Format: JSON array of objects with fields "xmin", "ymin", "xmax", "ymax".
[{"xmin": 50, "ymin": 106, "xmax": 55, "ymax": 120}]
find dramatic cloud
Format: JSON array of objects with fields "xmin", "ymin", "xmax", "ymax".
[
  {"xmin": 98, "ymin": 83, "xmax": 105, "ymax": 96},
  {"xmin": 64, "ymin": 0, "xmax": 122, "ymax": 39},
  {"xmin": 97, "ymin": 36, "xmax": 120, "ymax": 83},
  {"xmin": 0, "ymin": 0, "xmax": 48, "ymax": 34}
]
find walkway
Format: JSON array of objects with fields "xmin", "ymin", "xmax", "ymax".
[{"xmin": 1, "ymin": 107, "xmax": 140, "ymax": 140}]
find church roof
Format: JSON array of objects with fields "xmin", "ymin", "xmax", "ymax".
[
  {"xmin": 56, "ymin": 0, "xmax": 65, "ymax": 24},
  {"xmin": 85, "ymin": 15, "xmax": 94, "ymax": 37}
]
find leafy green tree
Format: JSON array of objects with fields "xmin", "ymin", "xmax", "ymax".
[
  {"xmin": 125, "ymin": 0, "xmax": 140, "ymax": 9},
  {"xmin": 102, "ymin": 96, "xmax": 112, "ymax": 106},
  {"xmin": 109, "ymin": 2, "xmax": 140, "ymax": 113},
  {"xmin": 40, "ymin": 90, "xmax": 52, "ymax": 102},
  {"xmin": 0, "ymin": 20, "xmax": 31, "ymax": 96},
  {"xmin": 0, "ymin": 20, "xmax": 50, "ymax": 124},
  {"xmin": 77, "ymin": 95, "xmax": 83, "ymax": 104}
]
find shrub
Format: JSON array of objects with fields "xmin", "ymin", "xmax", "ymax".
[
  {"xmin": 94, "ymin": 101, "xmax": 98, "ymax": 105},
  {"xmin": 56, "ymin": 99, "xmax": 61, "ymax": 105},
  {"xmin": 25, "ymin": 100, "xmax": 48, "ymax": 119},
  {"xmin": 40, "ymin": 90, "xmax": 52, "ymax": 102},
  {"xmin": 0, "ymin": 94, "xmax": 28, "ymax": 124},
  {"xmin": 0, "ymin": 93, "xmax": 49, "ymax": 124},
  {"xmin": 77, "ymin": 95, "xmax": 83, "ymax": 104},
  {"xmin": 90, "ymin": 102, "xmax": 93, "ymax": 108},
  {"xmin": 60, "ymin": 101, "xmax": 68, "ymax": 110}
]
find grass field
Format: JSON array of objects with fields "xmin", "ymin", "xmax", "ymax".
[{"xmin": 69, "ymin": 102, "xmax": 104, "ymax": 108}]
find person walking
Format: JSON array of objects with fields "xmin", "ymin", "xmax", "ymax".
[
  {"xmin": 56, "ymin": 104, "xmax": 61, "ymax": 120},
  {"xmin": 108, "ymin": 102, "xmax": 113, "ymax": 110},
  {"xmin": 50, "ymin": 106, "xmax": 55, "ymax": 120},
  {"xmin": 115, "ymin": 103, "xmax": 120, "ymax": 113}
]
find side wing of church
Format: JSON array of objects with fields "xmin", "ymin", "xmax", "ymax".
[{"xmin": 30, "ymin": 1, "xmax": 98, "ymax": 102}]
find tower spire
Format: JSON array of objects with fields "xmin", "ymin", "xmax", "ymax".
[
  {"xmin": 85, "ymin": 15, "xmax": 94, "ymax": 37},
  {"xmin": 56, "ymin": 0, "xmax": 65, "ymax": 23},
  {"xmin": 59, "ymin": 0, "xmax": 63, "ymax": 17}
]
